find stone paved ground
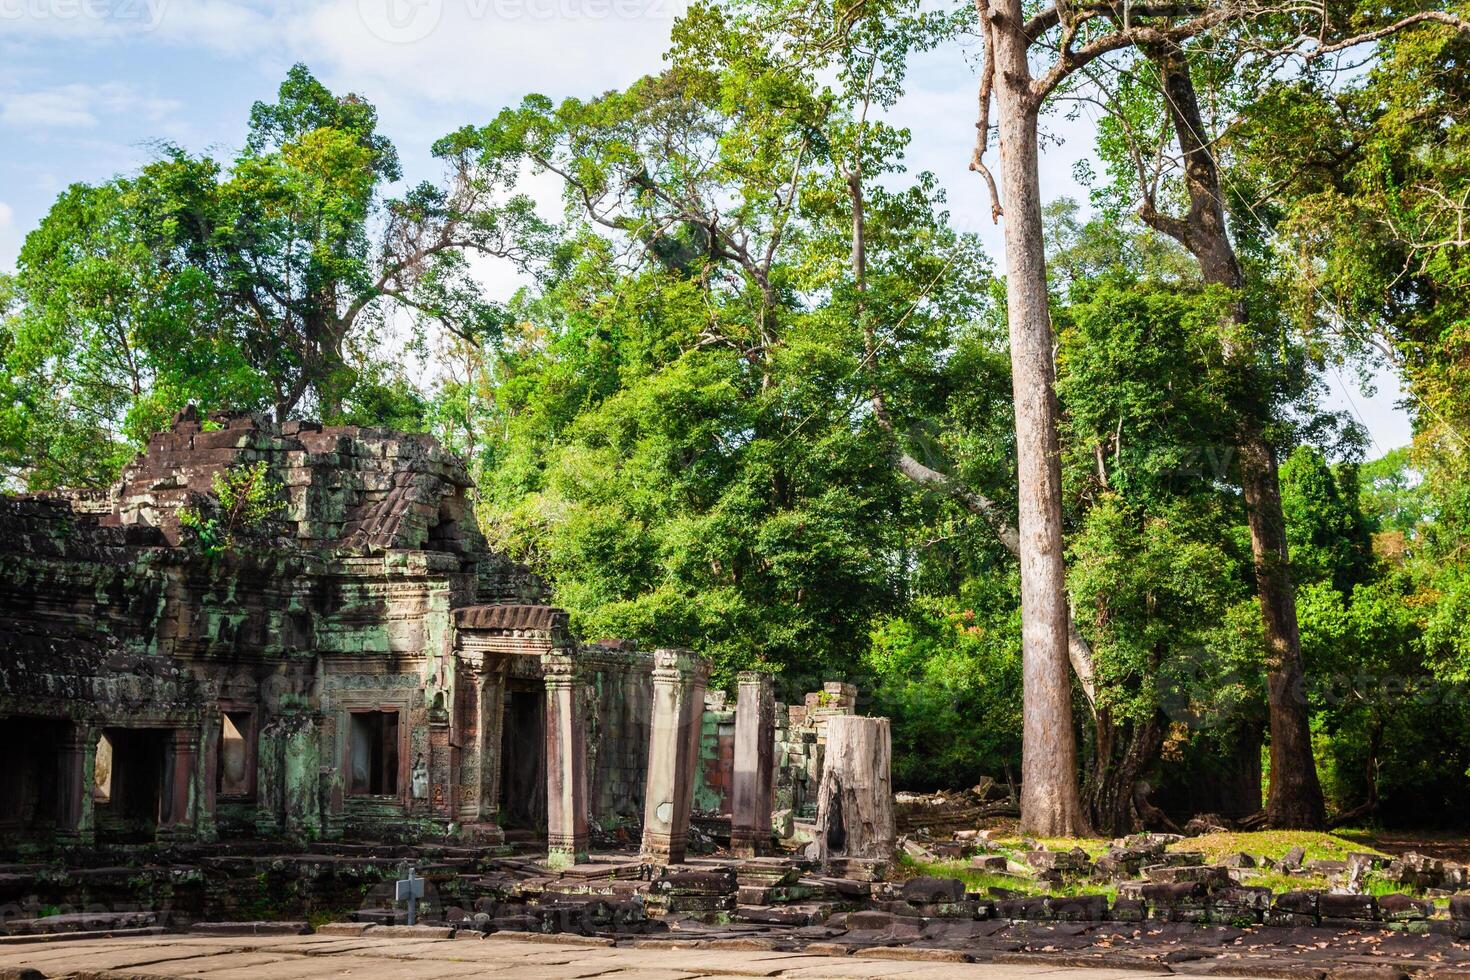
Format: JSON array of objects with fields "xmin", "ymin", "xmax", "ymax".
[{"xmin": 0, "ymin": 932, "xmax": 1192, "ymax": 980}]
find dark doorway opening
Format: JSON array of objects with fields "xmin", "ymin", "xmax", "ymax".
[
  {"xmin": 348, "ymin": 710, "xmax": 399, "ymax": 796},
  {"xmin": 499, "ymin": 686, "xmax": 546, "ymax": 832},
  {"xmin": 95, "ymin": 728, "xmax": 167, "ymax": 844},
  {"xmin": 0, "ymin": 717, "xmax": 70, "ymax": 840}
]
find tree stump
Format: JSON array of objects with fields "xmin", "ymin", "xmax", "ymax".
[{"xmin": 814, "ymin": 716, "xmax": 895, "ymax": 860}]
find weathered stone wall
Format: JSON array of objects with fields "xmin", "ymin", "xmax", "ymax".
[
  {"xmin": 692, "ymin": 694, "xmax": 735, "ymax": 818},
  {"xmin": 581, "ymin": 642, "xmax": 655, "ymax": 833},
  {"xmin": 690, "ymin": 681, "xmax": 858, "ymax": 826},
  {"xmin": 0, "ymin": 412, "xmax": 545, "ymax": 851}
]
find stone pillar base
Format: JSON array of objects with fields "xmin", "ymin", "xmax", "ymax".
[
  {"xmin": 546, "ymin": 835, "xmax": 589, "ymax": 870},
  {"xmin": 458, "ymin": 821, "xmax": 507, "ymax": 847}
]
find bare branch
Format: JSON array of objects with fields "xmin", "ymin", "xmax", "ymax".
[
  {"xmin": 1298, "ymin": 10, "xmax": 1470, "ymax": 61},
  {"xmin": 969, "ymin": 4, "xmax": 1003, "ymax": 223}
]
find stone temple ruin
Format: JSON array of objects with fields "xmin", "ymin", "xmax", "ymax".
[
  {"xmin": 0, "ymin": 410, "xmax": 891, "ymax": 872},
  {"xmin": 13, "ymin": 414, "xmax": 1470, "ymax": 979}
]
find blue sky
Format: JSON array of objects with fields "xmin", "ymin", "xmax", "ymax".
[{"xmin": 0, "ymin": 0, "xmax": 1413, "ymax": 452}]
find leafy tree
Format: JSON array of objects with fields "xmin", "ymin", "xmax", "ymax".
[{"xmin": 2, "ymin": 64, "xmax": 546, "ymax": 488}]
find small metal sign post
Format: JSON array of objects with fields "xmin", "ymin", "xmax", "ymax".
[{"xmin": 395, "ymin": 865, "xmax": 424, "ymax": 926}]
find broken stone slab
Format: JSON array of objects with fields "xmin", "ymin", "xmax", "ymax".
[
  {"xmin": 899, "ymin": 877, "xmax": 965, "ymax": 904},
  {"xmin": 1211, "ymin": 885, "xmax": 1273, "ymax": 918},
  {"xmin": 186, "ymin": 921, "xmax": 311, "ymax": 936},
  {"xmin": 1387, "ymin": 852, "xmax": 1446, "ymax": 889},
  {"xmin": 1377, "ymin": 894, "xmax": 1433, "ymax": 922},
  {"xmin": 886, "ymin": 898, "xmax": 985, "ymax": 920},
  {"xmin": 370, "ymin": 924, "xmax": 456, "ymax": 939},
  {"xmin": 1142, "ymin": 881, "xmax": 1208, "ymax": 921},
  {"xmin": 734, "ymin": 904, "xmax": 832, "ymax": 926},
  {"xmin": 860, "ymin": 946, "xmax": 972, "ymax": 963},
  {"xmin": 824, "ymin": 857, "xmax": 889, "ymax": 882},
  {"xmin": 1222, "ymin": 852, "xmax": 1257, "ymax": 869},
  {"xmin": 1281, "ymin": 846, "xmax": 1308, "ymax": 871},
  {"xmin": 1347, "ymin": 852, "xmax": 1387, "ymax": 873},
  {"xmin": 970, "ymin": 854, "xmax": 1007, "ymax": 871},
  {"xmin": 650, "ymin": 869, "xmax": 737, "ymax": 896},
  {"xmin": 1121, "ymin": 833, "xmax": 1181, "ymax": 851},
  {"xmin": 316, "ymin": 921, "xmax": 376, "ymax": 936},
  {"xmin": 901, "ymin": 839, "xmax": 938, "ymax": 862},
  {"xmin": 732, "ymin": 858, "xmax": 800, "ymax": 888},
  {"xmin": 1, "ymin": 911, "xmax": 158, "ymax": 935},
  {"xmin": 1144, "ymin": 864, "xmax": 1232, "ymax": 887},
  {"xmin": 1025, "ymin": 848, "xmax": 1091, "ymax": 873}
]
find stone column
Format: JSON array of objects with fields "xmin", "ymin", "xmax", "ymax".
[
  {"xmin": 56, "ymin": 723, "xmax": 95, "ymax": 844},
  {"xmin": 730, "ymin": 671, "xmax": 776, "ymax": 857},
  {"xmin": 543, "ymin": 648, "xmax": 588, "ymax": 868},
  {"xmin": 640, "ymin": 648, "xmax": 710, "ymax": 865},
  {"xmin": 162, "ymin": 728, "xmax": 199, "ymax": 837},
  {"xmin": 457, "ymin": 660, "xmax": 507, "ymax": 844}
]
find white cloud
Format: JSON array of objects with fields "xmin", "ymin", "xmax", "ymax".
[
  {"xmin": 0, "ymin": 82, "xmax": 180, "ymax": 129},
  {"xmin": 0, "ymin": 200, "xmax": 16, "ymax": 273},
  {"xmin": 296, "ymin": 0, "xmax": 684, "ymax": 110}
]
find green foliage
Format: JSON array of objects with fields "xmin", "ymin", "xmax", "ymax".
[
  {"xmin": 178, "ymin": 461, "xmax": 287, "ymax": 555},
  {"xmin": 2, "ymin": 63, "xmax": 545, "ymax": 489},
  {"xmin": 1281, "ymin": 447, "xmax": 1375, "ymax": 593},
  {"xmin": 864, "ymin": 583, "xmax": 1023, "ymax": 789}
]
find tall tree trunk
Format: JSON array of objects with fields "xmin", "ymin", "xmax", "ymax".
[
  {"xmin": 988, "ymin": 0, "xmax": 1090, "ymax": 838},
  {"xmin": 1140, "ymin": 46, "xmax": 1325, "ymax": 829}
]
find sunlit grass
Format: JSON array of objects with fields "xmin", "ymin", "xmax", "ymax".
[
  {"xmin": 895, "ymin": 853, "xmax": 1119, "ymax": 901},
  {"xmin": 892, "ymin": 830, "xmax": 1440, "ymax": 899},
  {"xmin": 1173, "ymin": 830, "xmax": 1387, "ymax": 864}
]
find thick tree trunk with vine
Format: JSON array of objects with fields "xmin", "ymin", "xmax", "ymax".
[
  {"xmin": 1141, "ymin": 47, "xmax": 1324, "ymax": 828},
  {"xmin": 1085, "ymin": 706, "xmax": 1166, "ymax": 836}
]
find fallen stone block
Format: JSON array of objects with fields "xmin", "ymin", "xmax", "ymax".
[
  {"xmin": 1025, "ymin": 849, "xmax": 1091, "ymax": 873},
  {"xmin": 1319, "ymin": 892, "xmax": 1377, "ymax": 926},
  {"xmin": 1048, "ymin": 894, "xmax": 1108, "ymax": 921},
  {"xmin": 1377, "ymin": 894, "xmax": 1432, "ymax": 922},
  {"xmin": 1110, "ymin": 898, "xmax": 1146, "ymax": 922},
  {"xmin": 995, "ymin": 896, "xmax": 1050, "ymax": 920},
  {"xmin": 900, "ymin": 876, "xmax": 964, "ymax": 904}
]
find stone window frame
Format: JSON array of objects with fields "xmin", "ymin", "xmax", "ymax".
[
  {"xmin": 215, "ymin": 701, "xmax": 258, "ymax": 802},
  {"xmin": 340, "ymin": 700, "xmax": 410, "ymax": 803}
]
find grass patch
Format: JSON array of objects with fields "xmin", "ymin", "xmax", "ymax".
[
  {"xmin": 991, "ymin": 836, "xmax": 1114, "ymax": 859},
  {"xmin": 1170, "ymin": 830, "xmax": 1385, "ymax": 864},
  {"xmin": 895, "ymin": 853, "xmax": 1118, "ymax": 901}
]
